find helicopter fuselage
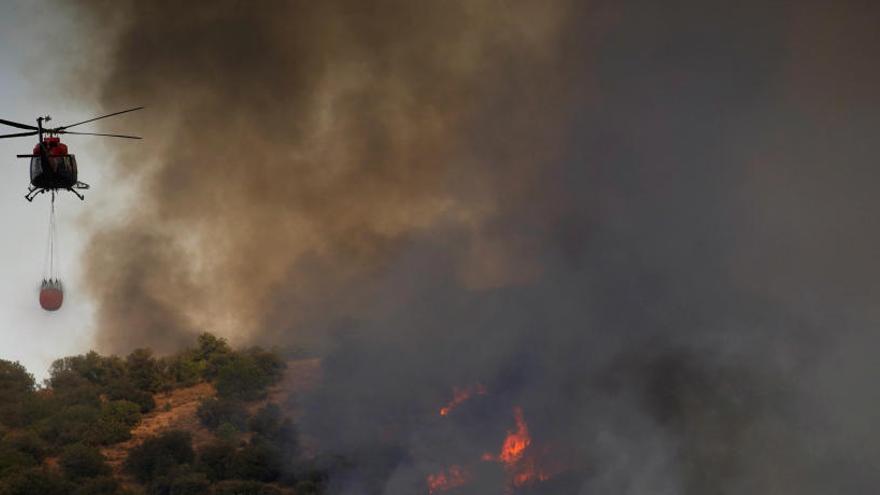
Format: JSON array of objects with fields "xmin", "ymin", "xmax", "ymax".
[{"xmin": 29, "ymin": 137, "xmax": 78, "ymax": 190}]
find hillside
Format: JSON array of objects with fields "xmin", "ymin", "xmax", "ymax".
[{"xmin": 0, "ymin": 334, "xmax": 326, "ymax": 495}]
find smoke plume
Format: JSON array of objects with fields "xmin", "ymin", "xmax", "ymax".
[{"xmin": 70, "ymin": 0, "xmax": 880, "ymax": 493}]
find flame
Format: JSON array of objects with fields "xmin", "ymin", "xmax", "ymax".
[
  {"xmin": 426, "ymin": 465, "xmax": 470, "ymax": 494},
  {"xmin": 482, "ymin": 407, "xmax": 558, "ymax": 490},
  {"xmin": 482, "ymin": 406, "xmax": 530, "ymax": 465},
  {"xmin": 439, "ymin": 384, "xmax": 487, "ymax": 416},
  {"xmin": 429, "ymin": 400, "xmax": 561, "ymax": 493}
]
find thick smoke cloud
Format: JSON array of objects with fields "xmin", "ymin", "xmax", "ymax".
[{"xmin": 72, "ymin": 0, "xmax": 880, "ymax": 493}]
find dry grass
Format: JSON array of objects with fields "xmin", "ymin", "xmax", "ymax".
[{"xmin": 99, "ymin": 358, "xmax": 322, "ymax": 489}]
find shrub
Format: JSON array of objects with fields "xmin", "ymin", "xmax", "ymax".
[
  {"xmin": 2, "ymin": 430, "xmax": 48, "ymax": 462},
  {"xmin": 59, "ymin": 443, "xmax": 111, "ymax": 480},
  {"xmin": 71, "ymin": 476, "xmax": 122, "ymax": 495},
  {"xmin": 0, "ymin": 444, "xmax": 38, "ymax": 477},
  {"xmin": 197, "ymin": 440, "xmax": 237, "ymax": 482},
  {"xmin": 126, "ymin": 349, "xmax": 163, "ymax": 393},
  {"xmin": 106, "ymin": 380, "xmax": 156, "ymax": 413},
  {"xmin": 0, "ymin": 361, "xmax": 35, "ymax": 427},
  {"xmin": 125, "ymin": 430, "xmax": 195, "ymax": 483},
  {"xmin": 0, "ymin": 467, "xmax": 71, "ymax": 495},
  {"xmin": 39, "ymin": 404, "xmax": 101, "ymax": 446},
  {"xmin": 197, "ymin": 334, "xmax": 233, "ymax": 380},
  {"xmin": 48, "ymin": 352, "xmax": 126, "ymax": 387},
  {"xmin": 102, "ymin": 400, "xmax": 142, "ymax": 428},
  {"xmin": 212, "ymin": 480, "xmax": 282, "ymax": 495},
  {"xmin": 232, "ymin": 440, "xmax": 282, "ymax": 482},
  {"xmin": 215, "ymin": 355, "xmax": 276, "ymax": 401},
  {"xmin": 148, "ymin": 466, "xmax": 210, "ymax": 495},
  {"xmin": 197, "ymin": 398, "xmax": 248, "ymax": 431}
]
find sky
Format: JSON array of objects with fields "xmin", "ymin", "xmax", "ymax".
[{"xmin": 0, "ymin": 1, "xmax": 138, "ymax": 379}]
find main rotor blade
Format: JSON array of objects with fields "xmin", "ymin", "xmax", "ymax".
[
  {"xmin": 55, "ymin": 106, "xmax": 144, "ymax": 130},
  {"xmin": 0, "ymin": 130, "xmax": 38, "ymax": 139},
  {"xmin": 0, "ymin": 118, "xmax": 38, "ymax": 131},
  {"xmin": 59, "ymin": 130, "xmax": 142, "ymax": 139}
]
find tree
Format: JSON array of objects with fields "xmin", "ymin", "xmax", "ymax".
[
  {"xmin": 125, "ymin": 430, "xmax": 195, "ymax": 483},
  {"xmin": 59, "ymin": 443, "xmax": 111, "ymax": 481},
  {"xmin": 197, "ymin": 334, "xmax": 233, "ymax": 380},
  {"xmin": 148, "ymin": 466, "xmax": 210, "ymax": 495},
  {"xmin": 215, "ymin": 352, "xmax": 283, "ymax": 401},
  {"xmin": 71, "ymin": 476, "xmax": 123, "ymax": 495},
  {"xmin": 2, "ymin": 430, "xmax": 48, "ymax": 463},
  {"xmin": 232, "ymin": 439, "xmax": 282, "ymax": 482},
  {"xmin": 126, "ymin": 349, "xmax": 162, "ymax": 393},
  {"xmin": 48, "ymin": 352, "xmax": 126, "ymax": 387},
  {"xmin": 196, "ymin": 398, "xmax": 247, "ymax": 431},
  {"xmin": 0, "ymin": 360, "xmax": 35, "ymax": 427},
  {"xmin": 212, "ymin": 480, "xmax": 282, "ymax": 495},
  {"xmin": 0, "ymin": 467, "xmax": 71, "ymax": 495},
  {"xmin": 197, "ymin": 440, "xmax": 237, "ymax": 482}
]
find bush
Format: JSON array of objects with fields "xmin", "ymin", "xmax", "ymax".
[
  {"xmin": 0, "ymin": 361, "xmax": 35, "ymax": 427},
  {"xmin": 197, "ymin": 441, "xmax": 237, "ymax": 482},
  {"xmin": 2, "ymin": 430, "xmax": 48, "ymax": 462},
  {"xmin": 232, "ymin": 440, "xmax": 282, "ymax": 482},
  {"xmin": 197, "ymin": 334, "xmax": 233, "ymax": 381},
  {"xmin": 126, "ymin": 349, "xmax": 163, "ymax": 393},
  {"xmin": 48, "ymin": 352, "xmax": 126, "ymax": 387},
  {"xmin": 59, "ymin": 443, "xmax": 111, "ymax": 480},
  {"xmin": 212, "ymin": 480, "xmax": 282, "ymax": 495},
  {"xmin": 196, "ymin": 398, "xmax": 247, "ymax": 431},
  {"xmin": 44, "ymin": 371, "xmax": 102, "ymax": 409},
  {"xmin": 148, "ymin": 466, "xmax": 210, "ymax": 495},
  {"xmin": 125, "ymin": 430, "xmax": 195, "ymax": 483},
  {"xmin": 106, "ymin": 380, "xmax": 156, "ymax": 413},
  {"xmin": 162, "ymin": 351, "xmax": 204, "ymax": 387},
  {"xmin": 39, "ymin": 404, "xmax": 101, "ymax": 446},
  {"xmin": 71, "ymin": 476, "xmax": 122, "ymax": 495},
  {"xmin": 102, "ymin": 400, "xmax": 142, "ymax": 429},
  {"xmin": 0, "ymin": 467, "xmax": 71, "ymax": 495},
  {"xmin": 215, "ymin": 354, "xmax": 279, "ymax": 401},
  {"xmin": 0, "ymin": 444, "xmax": 38, "ymax": 477}
]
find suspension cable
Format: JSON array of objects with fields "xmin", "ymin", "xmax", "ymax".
[{"xmin": 44, "ymin": 191, "xmax": 57, "ymax": 282}]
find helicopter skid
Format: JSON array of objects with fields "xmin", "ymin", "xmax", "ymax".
[{"xmin": 25, "ymin": 185, "xmax": 88, "ymax": 202}]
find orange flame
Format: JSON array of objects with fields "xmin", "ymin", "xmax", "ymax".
[
  {"xmin": 439, "ymin": 384, "xmax": 487, "ymax": 416},
  {"xmin": 426, "ymin": 465, "xmax": 470, "ymax": 494},
  {"xmin": 483, "ymin": 406, "xmax": 530, "ymax": 465},
  {"xmin": 482, "ymin": 407, "xmax": 558, "ymax": 490}
]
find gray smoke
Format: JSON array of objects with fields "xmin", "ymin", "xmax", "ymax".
[{"xmin": 68, "ymin": 0, "xmax": 880, "ymax": 493}]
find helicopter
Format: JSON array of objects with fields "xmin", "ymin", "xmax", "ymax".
[{"xmin": 0, "ymin": 107, "xmax": 142, "ymax": 201}]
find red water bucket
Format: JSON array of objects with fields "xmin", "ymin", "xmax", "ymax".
[{"xmin": 39, "ymin": 280, "xmax": 63, "ymax": 311}]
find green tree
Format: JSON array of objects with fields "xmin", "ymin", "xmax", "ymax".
[
  {"xmin": 197, "ymin": 333, "xmax": 233, "ymax": 380},
  {"xmin": 197, "ymin": 440, "xmax": 237, "ymax": 482},
  {"xmin": 0, "ymin": 467, "xmax": 71, "ymax": 495},
  {"xmin": 48, "ymin": 352, "xmax": 126, "ymax": 387},
  {"xmin": 215, "ymin": 352, "xmax": 283, "ymax": 401},
  {"xmin": 196, "ymin": 398, "xmax": 247, "ymax": 431},
  {"xmin": 126, "ymin": 349, "xmax": 162, "ymax": 393},
  {"xmin": 232, "ymin": 439, "xmax": 282, "ymax": 482},
  {"xmin": 2, "ymin": 431, "xmax": 48, "ymax": 463},
  {"xmin": 212, "ymin": 480, "xmax": 282, "ymax": 495},
  {"xmin": 125, "ymin": 430, "xmax": 195, "ymax": 483},
  {"xmin": 0, "ymin": 360, "xmax": 35, "ymax": 427},
  {"xmin": 59, "ymin": 443, "xmax": 111, "ymax": 481},
  {"xmin": 71, "ymin": 476, "xmax": 123, "ymax": 495}
]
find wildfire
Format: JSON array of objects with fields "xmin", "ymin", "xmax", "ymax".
[
  {"xmin": 439, "ymin": 384, "xmax": 487, "ymax": 416},
  {"xmin": 482, "ymin": 406, "xmax": 556, "ymax": 489},
  {"xmin": 426, "ymin": 465, "xmax": 470, "ymax": 494},
  {"xmin": 427, "ymin": 395, "xmax": 561, "ymax": 493},
  {"xmin": 482, "ymin": 406, "xmax": 530, "ymax": 464}
]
